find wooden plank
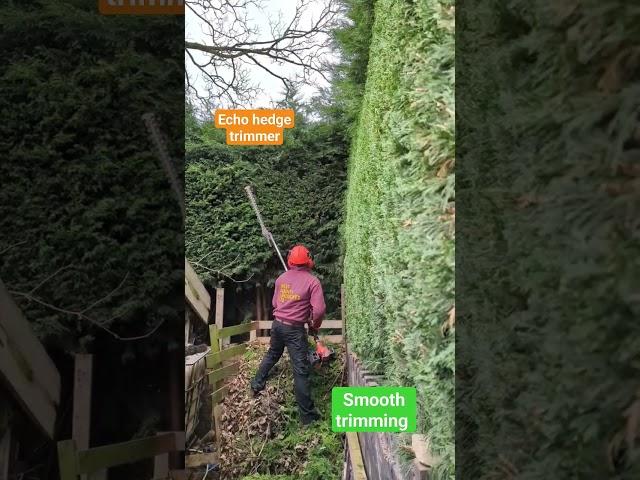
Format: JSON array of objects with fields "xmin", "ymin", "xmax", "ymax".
[
  {"xmin": 341, "ymin": 284, "xmax": 346, "ymax": 343},
  {"xmin": 0, "ymin": 279, "xmax": 60, "ymax": 438},
  {"xmin": 207, "ymin": 322, "xmax": 224, "ymax": 458},
  {"xmin": 0, "ymin": 428, "xmax": 10, "ymax": 480},
  {"xmin": 213, "ymin": 404, "xmax": 222, "ymax": 456},
  {"xmin": 58, "ymin": 440, "xmax": 80, "ymax": 480},
  {"xmin": 412, "ymin": 434, "xmax": 438, "ymax": 470},
  {"xmin": 185, "ymin": 259, "xmax": 210, "ymax": 325},
  {"xmin": 153, "ymin": 453, "xmax": 169, "ymax": 480},
  {"xmin": 206, "ymin": 344, "xmax": 247, "ymax": 369},
  {"xmin": 153, "ymin": 433, "xmax": 169, "ymax": 480},
  {"xmin": 215, "ymin": 288, "xmax": 227, "ymax": 347},
  {"xmin": 77, "ymin": 432, "xmax": 183, "ymax": 474},
  {"xmin": 72, "ymin": 354, "xmax": 93, "ymax": 480},
  {"xmin": 218, "ymin": 322, "xmax": 258, "ymax": 339},
  {"xmin": 185, "ymin": 347, "xmax": 210, "ymax": 367},
  {"xmin": 215, "ymin": 288, "xmax": 224, "ymax": 329},
  {"xmin": 319, "ymin": 320, "xmax": 343, "ymax": 330},
  {"xmin": 169, "ymin": 470, "xmax": 188, "ymax": 480},
  {"xmin": 73, "ymin": 354, "xmax": 93, "ymax": 452},
  {"xmin": 209, "ymin": 325, "xmax": 220, "ymax": 353},
  {"xmin": 341, "ymin": 284, "xmax": 345, "ymax": 321},
  {"xmin": 346, "ymin": 432, "xmax": 367, "ymax": 480},
  {"xmin": 208, "ymin": 362, "xmax": 240, "ymax": 384},
  {"xmin": 186, "ymin": 452, "xmax": 219, "ymax": 468},
  {"xmin": 318, "ymin": 335, "xmax": 343, "ymax": 344},
  {"xmin": 184, "ymin": 311, "xmax": 191, "ymax": 346},
  {"xmin": 256, "ymin": 320, "xmax": 343, "ymax": 330},
  {"xmin": 211, "ymin": 385, "xmax": 229, "ymax": 406},
  {"xmin": 256, "ymin": 334, "xmax": 343, "ymax": 344},
  {"xmin": 412, "ymin": 459, "xmax": 429, "ymax": 480},
  {"xmin": 152, "ymin": 431, "xmax": 182, "ymax": 480}
]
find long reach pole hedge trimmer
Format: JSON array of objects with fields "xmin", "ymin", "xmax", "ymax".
[
  {"xmin": 244, "ymin": 185, "xmax": 288, "ymax": 272},
  {"xmin": 243, "ymin": 186, "xmax": 335, "ymax": 367}
]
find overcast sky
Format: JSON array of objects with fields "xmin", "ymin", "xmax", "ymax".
[{"xmin": 186, "ymin": 0, "xmax": 341, "ymax": 109}]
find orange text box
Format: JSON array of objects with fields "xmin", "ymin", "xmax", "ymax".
[
  {"xmin": 214, "ymin": 109, "xmax": 295, "ymax": 146},
  {"xmin": 99, "ymin": 0, "xmax": 184, "ymax": 15}
]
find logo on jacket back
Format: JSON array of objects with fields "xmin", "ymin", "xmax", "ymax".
[{"xmin": 279, "ymin": 283, "xmax": 301, "ymax": 302}]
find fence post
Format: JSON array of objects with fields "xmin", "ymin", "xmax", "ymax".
[
  {"xmin": 153, "ymin": 432, "xmax": 169, "ymax": 479},
  {"xmin": 185, "ymin": 310, "xmax": 191, "ymax": 346},
  {"xmin": 341, "ymin": 284, "xmax": 346, "ymax": 345},
  {"xmin": 57, "ymin": 440, "xmax": 80, "ymax": 480},
  {"xmin": 215, "ymin": 288, "xmax": 226, "ymax": 347},
  {"xmin": 73, "ymin": 354, "xmax": 97, "ymax": 480},
  {"xmin": 0, "ymin": 428, "xmax": 10, "ymax": 480},
  {"xmin": 72, "ymin": 355, "xmax": 92, "ymax": 449},
  {"xmin": 209, "ymin": 325, "xmax": 223, "ymax": 456}
]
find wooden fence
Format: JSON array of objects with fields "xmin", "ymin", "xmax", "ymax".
[
  {"xmin": 185, "ymin": 318, "xmax": 343, "ymax": 469},
  {"xmin": 184, "ymin": 273, "xmax": 349, "ymax": 474},
  {"xmin": 185, "ymin": 347, "xmax": 210, "ymax": 444},
  {"xmin": 251, "ymin": 319, "xmax": 343, "ymax": 344},
  {"xmin": 57, "ymin": 432, "xmax": 185, "ymax": 480},
  {"xmin": 0, "ymin": 279, "xmax": 61, "ymax": 440},
  {"xmin": 345, "ymin": 349, "xmax": 433, "ymax": 480}
]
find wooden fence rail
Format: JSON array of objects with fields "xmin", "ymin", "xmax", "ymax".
[
  {"xmin": 58, "ymin": 432, "xmax": 185, "ymax": 480},
  {"xmin": 253, "ymin": 320, "xmax": 343, "ymax": 344}
]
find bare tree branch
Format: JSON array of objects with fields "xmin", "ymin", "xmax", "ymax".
[
  {"xmin": 190, "ymin": 259, "xmax": 254, "ymax": 283},
  {"xmin": 79, "ymin": 272, "xmax": 129, "ymax": 314},
  {"xmin": 0, "ymin": 240, "xmax": 28, "ymax": 256},
  {"xmin": 28, "ymin": 264, "xmax": 76, "ymax": 295},
  {"xmin": 185, "ymin": 0, "xmax": 344, "ymax": 106},
  {"xmin": 8, "ymin": 271, "xmax": 163, "ymax": 342}
]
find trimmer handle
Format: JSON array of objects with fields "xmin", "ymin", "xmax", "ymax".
[{"xmin": 308, "ymin": 324, "xmax": 319, "ymax": 341}]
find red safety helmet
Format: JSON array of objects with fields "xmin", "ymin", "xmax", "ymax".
[{"xmin": 287, "ymin": 245, "xmax": 314, "ymax": 269}]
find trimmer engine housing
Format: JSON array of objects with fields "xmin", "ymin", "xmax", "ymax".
[{"xmin": 308, "ymin": 337, "xmax": 336, "ymax": 368}]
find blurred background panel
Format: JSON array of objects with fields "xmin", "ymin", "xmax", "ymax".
[{"xmin": 0, "ymin": 1, "xmax": 184, "ymax": 478}]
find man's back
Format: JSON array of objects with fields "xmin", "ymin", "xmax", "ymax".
[
  {"xmin": 252, "ymin": 244, "xmax": 324, "ymax": 426},
  {"xmin": 272, "ymin": 266, "xmax": 326, "ymax": 327}
]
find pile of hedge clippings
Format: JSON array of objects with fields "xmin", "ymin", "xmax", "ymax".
[{"xmin": 215, "ymin": 343, "xmax": 345, "ymax": 480}]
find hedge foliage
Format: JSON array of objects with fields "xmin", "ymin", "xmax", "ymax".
[
  {"xmin": 0, "ymin": 0, "xmax": 183, "ymax": 355},
  {"xmin": 458, "ymin": 1, "xmax": 640, "ymax": 478},
  {"xmin": 185, "ymin": 114, "xmax": 348, "ymax": 316},
  {"xmin": 341, "ymin": 0, "xmax": 455, "ymax": 477}
]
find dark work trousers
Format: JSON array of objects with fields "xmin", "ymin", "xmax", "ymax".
[{"xmin": 251, "ymin": 320, "xmax": 319, "ymax": 424}]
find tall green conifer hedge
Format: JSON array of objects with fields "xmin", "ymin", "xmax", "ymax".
[
  {"xmin": 341, "ymin": 0, "xmax": 455, "ymax": 476},
  {"xmin": 458, "ymin": 1, "xmax": 640, "ymax": 478},
  {"xmin": 185, "ymin": 120, "xmax": 348, "ymax": 316}
]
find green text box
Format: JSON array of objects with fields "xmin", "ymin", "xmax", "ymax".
[{"xmin": 331, "ymin": 386, "xmax": 416, "ymax": 432}]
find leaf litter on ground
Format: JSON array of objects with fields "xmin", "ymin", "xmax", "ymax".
[{"xmin": 217, "ymin": 343, "xmax": 345, "ymax": 480}]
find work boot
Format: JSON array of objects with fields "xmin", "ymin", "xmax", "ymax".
[{"xmin": 249, "ymin": 381, "xmax": 263, "ymax": 398}]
